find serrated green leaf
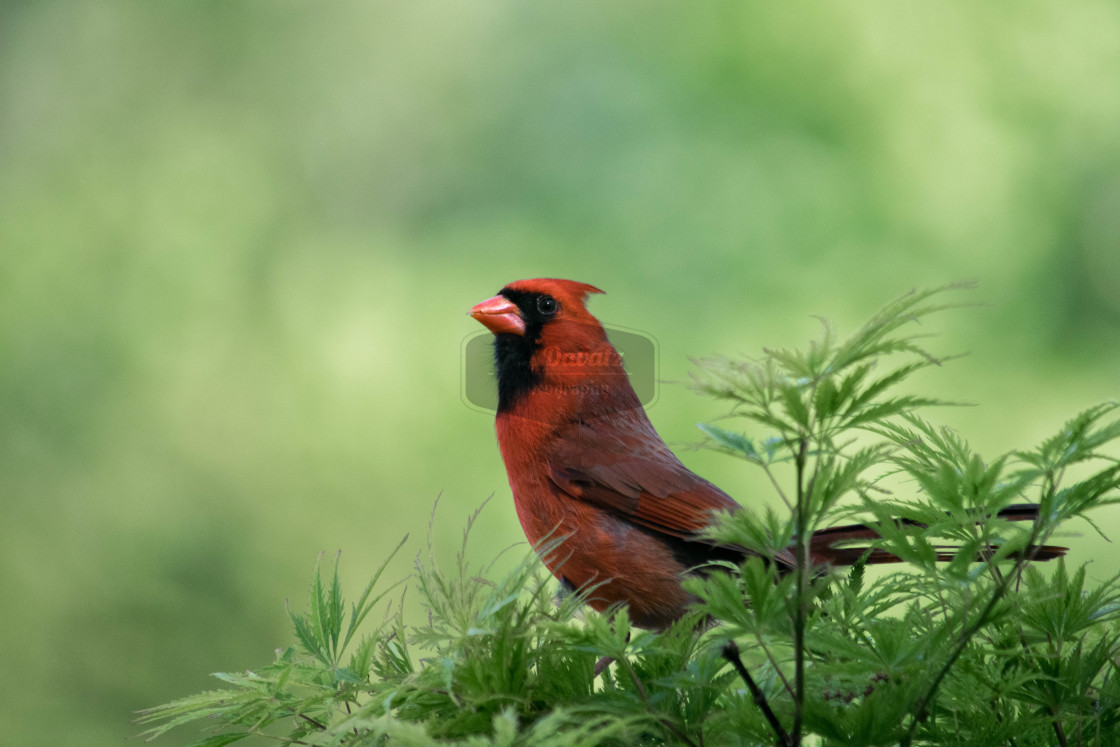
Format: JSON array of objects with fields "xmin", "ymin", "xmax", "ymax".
[{"xmin": 697, "ymin": 422, "xmax": 761, "ymax": 461}]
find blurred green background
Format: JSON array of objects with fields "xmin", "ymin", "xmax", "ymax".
[{"xmin": 2, "ymin": 2, "xmax": 1119, "ymax": 744}]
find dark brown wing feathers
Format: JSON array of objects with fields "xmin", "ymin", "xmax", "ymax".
[{"xmin": 549, "ymin": 463, "xmax": 738, "ymax": 540}]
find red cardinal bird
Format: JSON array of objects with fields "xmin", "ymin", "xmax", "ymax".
[{"xmin": 470, "ymin": 278, "xmax": 1064, "ymax": 630}]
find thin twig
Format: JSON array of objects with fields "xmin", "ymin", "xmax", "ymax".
[
  {"xmin": 753, "ymin": 629, "xmax": 795, "ymax": 698},
  {"xmin": 791, "ymin": 436, "xmax": 810, "ymax": 747},
  {"xmin": 722, "ymin": 641, "xmax": 792, "ymax": 747},
  {"xmin": 761, "ymin": 462, "xmax": 794, "ymax": 511},
  {"xmin": 298, "ymin": 713, "xmax": 326, "ymax": 730},
  {"xmin": 1052, "ymin": 719, "xmax": 1070, "ymax": 747},
  {"xmin": 593, "ymin": 654, "xmax": 615, "ymax": 677}
]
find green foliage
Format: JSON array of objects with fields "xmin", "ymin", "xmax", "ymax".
[{"xmin": 140, "ymin": 288, "xmax": 1120, "ymax": 746}]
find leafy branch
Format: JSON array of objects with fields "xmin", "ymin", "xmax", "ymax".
[{"xmin": 140, "ymin": 287, "xmax": 1120, "ymax": 746}]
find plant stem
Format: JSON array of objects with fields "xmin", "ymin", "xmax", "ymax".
[
  {"xmin": 1052, "ymin": 720, "xmax": 1070, "ymax": 747},
  {"xmin": 792, "ymin": 436, "xmax": 809, "ymax": 747},
  {"xmin": 298, "ymin": 713, "xmax": 326, "ymax": 730},
  {"xmin": 754, "ymin": 629, "xmax": 795, "ymax": 699},
  {"xmin": 722, "ymin": 641, "xmax": 791, "ymax": 747}
]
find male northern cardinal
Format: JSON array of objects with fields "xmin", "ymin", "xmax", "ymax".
[{"xmin": 470, "ymin": 278, "xmax": 1064, "ymax": 630}]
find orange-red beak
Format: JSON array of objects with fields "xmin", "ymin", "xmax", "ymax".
[{"xmin": 470, "ymin": 295, "xmax": 526, "ymax": 336}]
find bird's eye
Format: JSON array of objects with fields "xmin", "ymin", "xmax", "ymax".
[{"xmin": 537, "ymin": 295, "xmax": 558, "ymax": 316}]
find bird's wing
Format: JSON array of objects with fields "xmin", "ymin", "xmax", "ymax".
[
  {"xmin": 548, "ymin": 460, "xmax": 739, "ymax": 540},
  {"xmin": 545, "ymin": 417, "xmax": 741, "ymax": 542}
]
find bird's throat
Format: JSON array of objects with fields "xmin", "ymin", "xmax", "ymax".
[{"xmin": 493, "ymin": 334, "xmax": 539, "ymax": 413}]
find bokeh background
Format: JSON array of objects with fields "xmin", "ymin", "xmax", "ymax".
[{"xmin": 3, "ymin": 3, "xmax": 1119, "ymax": 744}]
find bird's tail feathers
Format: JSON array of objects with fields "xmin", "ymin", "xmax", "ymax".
[{"xmin": 807, "ymin": 503, "xmax": 1068, "ymax": 566}]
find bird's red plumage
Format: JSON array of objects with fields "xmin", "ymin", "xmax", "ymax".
[{"xmin": 471, "ymin": 278, "xmax": 1065, "ymax": 629}]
